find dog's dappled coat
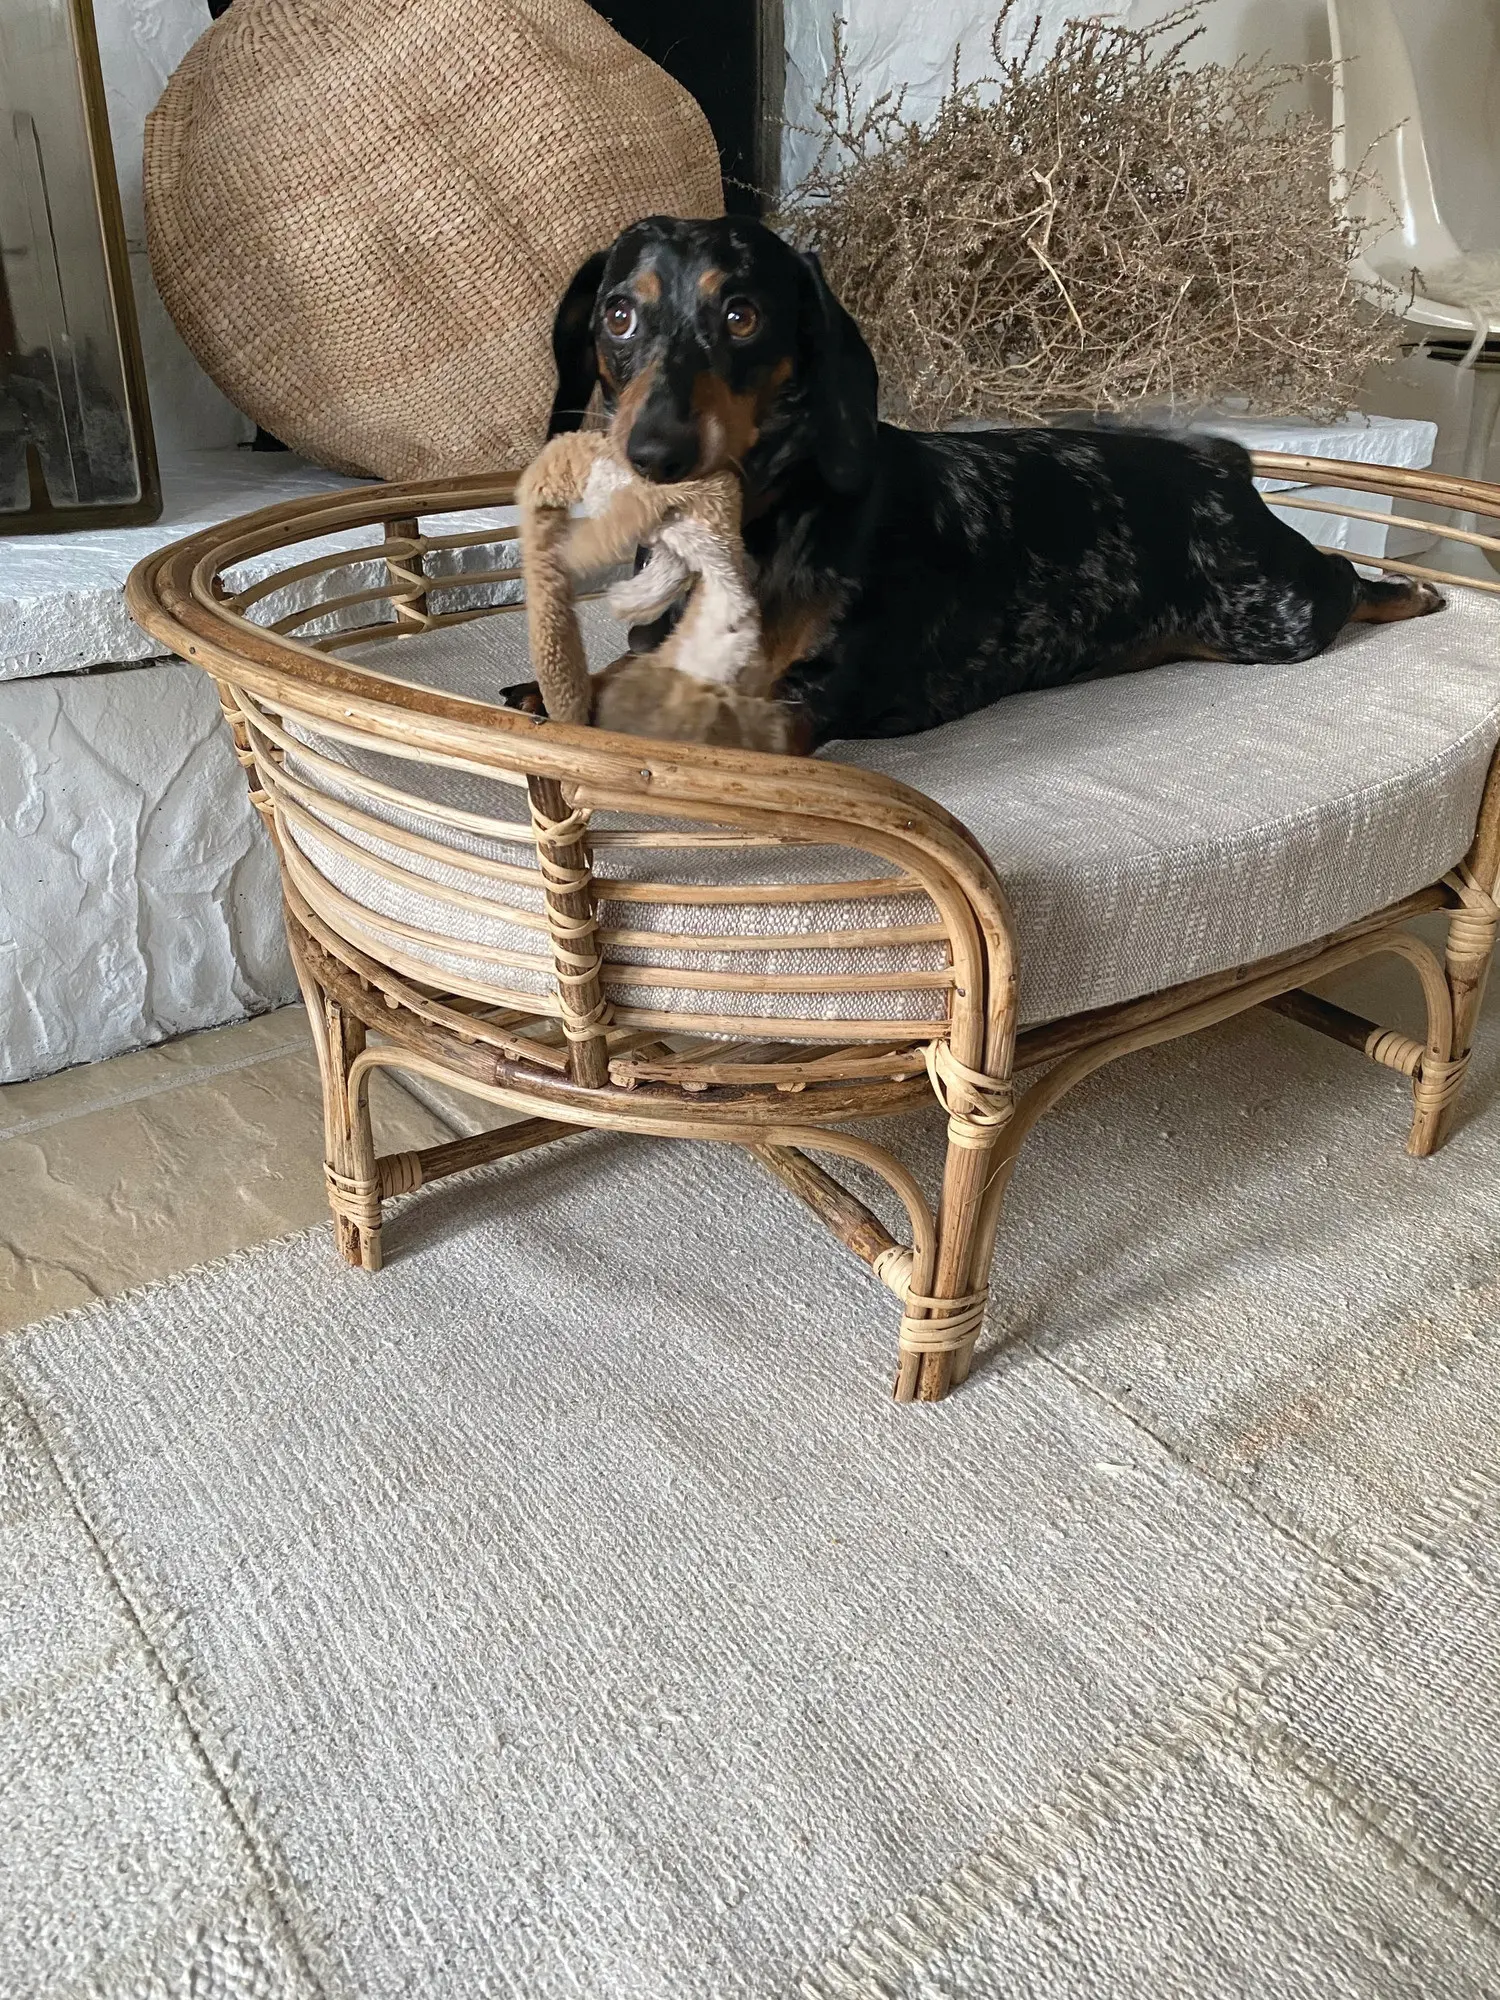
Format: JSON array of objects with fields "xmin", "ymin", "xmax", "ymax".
[{"xmin": 546, "ymin": 215, "xmax": 1442, "ymax": 748}]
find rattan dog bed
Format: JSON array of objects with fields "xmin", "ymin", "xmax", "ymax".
[{"xmin": 126, "ymin": 457, "xmax": 1500, "ymax": 1402}]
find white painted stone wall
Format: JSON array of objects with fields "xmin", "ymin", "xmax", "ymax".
[
  {"xmin": 783, "ymin": 0, "xmax": 1500, "ymax": 250},
  {"xmin": 780, "ymin": 0, "xmax": 1500, "ymax": 477},
  {"xmin": 94, "ymin": 0, "xmax": 249, "ymax": 454},
  {"xmin": 784, "ymin": 0, "xmax": 1125, "ymax": 188},
  {"xmin": 0, "ymin": 660, "xmax": 295, "ymax": 1083}
]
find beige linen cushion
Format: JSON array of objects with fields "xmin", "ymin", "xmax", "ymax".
[{"xmin": 283, "ymin": 589, "xmax": 1500, "ymax": 1030}]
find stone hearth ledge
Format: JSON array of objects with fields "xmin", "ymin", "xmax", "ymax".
[
  {"xmin": 1, "ymin": 448, "xmax": 369, "ymax": 681},
  {"xmin": 1, "ymin": 451, "xmax": 534, "ymax": 1083},
  {"xmin": 1197, "ymin": 413, "xmax": 1437, "ymax": 558}
]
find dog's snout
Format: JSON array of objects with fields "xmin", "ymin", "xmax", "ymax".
[{"xmin": 626, "ymin": 426, "xmax": 699, "ymax": 484}]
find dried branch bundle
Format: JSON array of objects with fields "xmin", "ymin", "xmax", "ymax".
[{"xmin": 780, "ymin": 4, "xmax": 1401, "ymax": 428}]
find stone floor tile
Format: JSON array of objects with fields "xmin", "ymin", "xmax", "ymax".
[
  {"xmin": 0, "ymin": 1008, "xmax": 312, "ymax": 1141},
  {"xmin": 0, "ymin": 1008, "xmax": 456, "ymax": 1335}
]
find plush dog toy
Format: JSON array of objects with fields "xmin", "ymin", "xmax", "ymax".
[{"xmin": 515, "ymin": 431, "xmax": 799, "ymax": 752}]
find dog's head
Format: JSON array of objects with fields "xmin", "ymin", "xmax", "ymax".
[{"xmin": 546, "ymin": 216, "xmax": 878, "ymax": 495}]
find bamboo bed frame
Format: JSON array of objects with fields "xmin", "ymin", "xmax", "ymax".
[{"xmin": 125, "ymin": 453, "xmax": 1500, "ymax": 1402}]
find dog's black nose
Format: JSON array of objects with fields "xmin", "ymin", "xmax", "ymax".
[{"xmin": 627, "ymin": 428, "xmax": 699, "ymax": 483}]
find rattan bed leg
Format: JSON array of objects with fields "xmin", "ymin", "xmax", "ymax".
[
  {"xmin": 899, "ymin": 1132, "xmax": 1001, "ymax": 1401},
  {"xmin": 896, "ymin": 1045, "xmax": 1015, "ymax": 1403},
  {"xmin": 1410, "ymin": 875, "xmax": 1500, "ymax": 1155},
  {"xmin": 283, "ymin": 921, "xmax": 372, "ymax": 1268},
  {"xmin": 322, "ymin": 999, "xmax": 384, "ymax": 1271},
  {"xmin": 949, "ymin": 1153, "xmax": 1017, "ymax": 1390}
]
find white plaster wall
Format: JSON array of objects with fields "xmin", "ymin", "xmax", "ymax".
[
  {"xmin": 92, "ymin": 0, "xmax": 250, "ymax": 455},
  {"xmin": 782, "ymin": 0, "xmax": 1500, "ymax": 473},
  {"xmin": 0, "ymin": 661, "xmax": 295, "ymax": 1083},
  {"xmin": 788, "ymin": 0, "xmax": 1128, "ymax": 186},
  {"xmin": 785, "ymin": 0, "xmax": 1500, "ymax": 239},
  {"xmin": 784, "ymin": 0, "xmax": 1128, "ymax": 187}
]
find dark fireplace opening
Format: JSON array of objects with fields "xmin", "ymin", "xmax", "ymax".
[{"xmin": 589, "ymin": 1, "xmax": 784, "ymax": 215}]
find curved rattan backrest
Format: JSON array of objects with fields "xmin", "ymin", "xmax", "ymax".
[{"xmin": 127, "ymin": 471, "xmax": 1020, "ymax": 1093}]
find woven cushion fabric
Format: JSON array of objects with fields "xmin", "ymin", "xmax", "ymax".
[
  {"xmin": 144, "ymin": 0, "xmax": 722, "ymax": 479},
  {"xmin": 286, "ymin": 589, "xmax": 1500, "ymax": 1029},
  {"xmin": 843, "ymin": 594, "xmax": 1500, "ymax": 1023},
  {"xmin": 288, "ymin": 600, "xmax": 951, "ymax": 1029}
]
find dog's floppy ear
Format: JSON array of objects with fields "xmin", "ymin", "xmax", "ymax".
[
  {"xmin": 547, "ymin": 249, "xmax": 609, "ymax": 437},
  {"xmin": 796, "ymin": 250, "xmax": 879, "ymax": 494}
]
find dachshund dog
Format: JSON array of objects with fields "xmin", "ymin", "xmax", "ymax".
[{"xmin": 547, "ymin": 215, "xmax": 1441, "ymax": 746}]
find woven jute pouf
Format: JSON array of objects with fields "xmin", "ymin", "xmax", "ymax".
[{"xmin": 144, "ymin": 0, "xmax": 723, "ymax": 478}]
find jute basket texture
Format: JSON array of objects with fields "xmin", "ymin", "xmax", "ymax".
[{"xmin": 143, "ymin": 0, "xmax": 723, "ymax": 478}]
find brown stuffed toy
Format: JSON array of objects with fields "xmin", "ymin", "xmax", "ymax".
[{"xmin": 515, "ymin": 432, "xmax": 800, "ymax": 752}]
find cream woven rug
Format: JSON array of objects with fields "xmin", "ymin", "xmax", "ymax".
[{"xmin": 6, "ymin": 969, "xmax": 1500, "ymax": 1997}]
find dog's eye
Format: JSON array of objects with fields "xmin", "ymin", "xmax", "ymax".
[
  {"xmin": 724, "ymin": 297, "xmax": 760, "ymax": 340},
  {"xmin": 603, "ymin": 297, "xmax": 638, "ymax": 339}
]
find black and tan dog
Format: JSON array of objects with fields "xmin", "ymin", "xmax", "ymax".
[{"xmin": 546, "ymin": 215, "xmax": 1440, "ymax": 746}]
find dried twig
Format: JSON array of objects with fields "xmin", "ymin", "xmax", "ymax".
[{"xmin": 778, "ymin": 3, "xmax": 1401, "ymax": 426}]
